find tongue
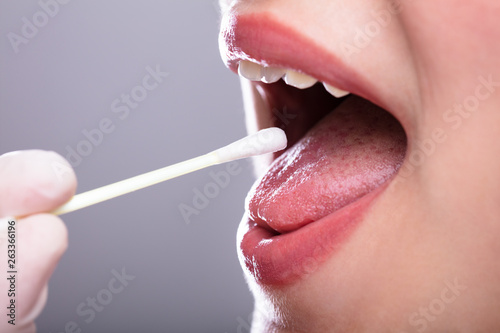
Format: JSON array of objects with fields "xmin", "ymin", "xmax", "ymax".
[{"xmin": 246, "ymin": 96, "xmax": 407, "ymax": 234}]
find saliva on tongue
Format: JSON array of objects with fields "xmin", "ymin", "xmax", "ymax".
[{"xmin": 247, "ymin": 96, "xmax": 407, "ymax": 234}]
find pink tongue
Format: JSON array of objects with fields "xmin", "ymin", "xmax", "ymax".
[{"xmin": 247, "ymin": 96, "xmax": 407, "ymax": 234}]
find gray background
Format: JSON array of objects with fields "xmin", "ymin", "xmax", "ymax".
[{"xmin": 0, "ymin": 1, "xmax": 255, "ymax": 332}]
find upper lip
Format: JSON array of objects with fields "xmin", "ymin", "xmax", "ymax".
[{"xmin": 219, "ymin": 10, "xmax": 396, "ymax": 124}]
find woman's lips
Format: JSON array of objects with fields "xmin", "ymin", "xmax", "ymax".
[
  {"xmin": 219, "ymin": 12, "xmax": 390, "ymax": 117},
  {"xmin": 240, "ymin": 97, "xmax": 406, "ymax": 285},
  {"xmin": 239, "ymin": 185, "xmax": 387, "ymax": 286},
  {"xmin": 220, "ymin": 9, "xmax": 408, "ymax": 285},
  {"xmin": 247, "ymin": 96, "xmax": 407, "ymax": 234}
]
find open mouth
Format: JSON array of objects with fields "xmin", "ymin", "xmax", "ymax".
[{"xmin": 220, "ymin": 12, "xmax": 408, "ymax": 285}]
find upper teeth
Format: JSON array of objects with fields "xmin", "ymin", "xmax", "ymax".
[
  {"xmin": 237, "ymin": 60, "xmax": 350, "ymax": 98},
  {"xmin": 283, "ymin": 70, "xmax": 317, "ymax": 89}
]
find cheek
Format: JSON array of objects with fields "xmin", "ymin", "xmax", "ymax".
[
  {"xmin": 397, "ymin": 0, "xmax": 500, "ymax": 214},
  {"xmin": 399, "ymin": 0, "xmax": 500, "ymax": 106}
]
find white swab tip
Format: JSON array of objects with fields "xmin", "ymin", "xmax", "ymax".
[
  {"xmin": 51, "ymin": 127, "xmax": 287, "ymax": 215},
  {"xmin": 214, "ymin": 127, "xmax": 287, "ymax": 163}
]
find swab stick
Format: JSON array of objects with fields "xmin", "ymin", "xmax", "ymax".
[{"xmin": 51, "ymin": 127, "xmax": 287, "ymax": 216}]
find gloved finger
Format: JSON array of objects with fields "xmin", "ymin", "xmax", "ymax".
[
  {"xmin": 0, "ymin": 150, "xmax": 77, "ymax": 217},
  {"xmin": 0, "ymin": 214, "xmax": 68, "ymax": 331},
  {"xmin": 19, "ymin": 284, "xmax": 48, "ymax": 328}
]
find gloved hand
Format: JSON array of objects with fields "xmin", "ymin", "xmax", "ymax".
[{"xmin": 0, "ymin": 150, "xmax": 76, "ymax": 332}]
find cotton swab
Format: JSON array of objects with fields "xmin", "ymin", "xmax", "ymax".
[{"xmin": 51, "ymin": 127, "xmax": 287, "ymax": 216}]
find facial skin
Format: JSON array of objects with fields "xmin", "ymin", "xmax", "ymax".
[{"xmin": 219, "ymin": 0, "xmax": 500, "ymax": 332}]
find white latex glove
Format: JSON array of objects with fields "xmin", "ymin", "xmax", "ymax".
[{"xmin": 0, "ymin": 150, "xmax": 76, "ymax": 333}]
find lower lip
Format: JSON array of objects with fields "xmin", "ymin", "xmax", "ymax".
[{"xmin": 237, "ymin": 182, "xmax": 389, "ymax": 286}]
